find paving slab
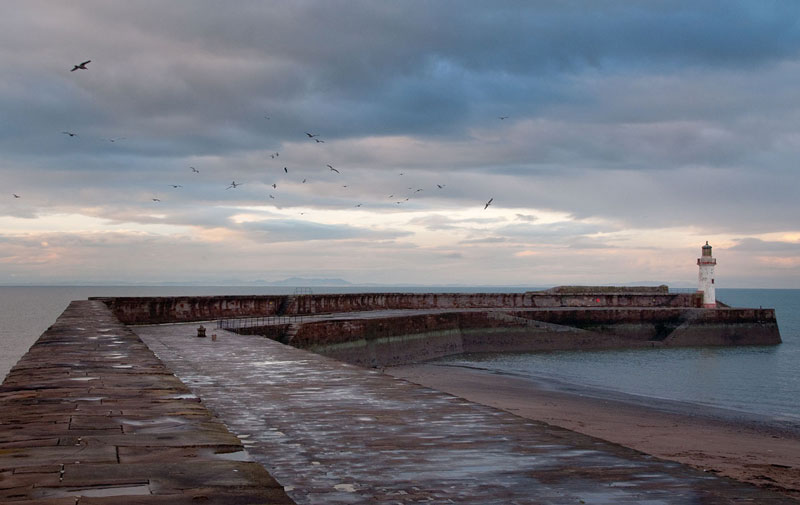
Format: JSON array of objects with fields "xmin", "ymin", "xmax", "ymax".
[
  {"xmin": 136, "ymin": 323, "xmax": 797, "ymax": 504},
  {"xmin": 0, "ymin": 300, "xmax": 295, "ymax": 504}
]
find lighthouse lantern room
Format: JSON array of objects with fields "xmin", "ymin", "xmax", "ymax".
[{"xmin": 697, "ymin": 241, "xmax": 717, "ymax": 308}]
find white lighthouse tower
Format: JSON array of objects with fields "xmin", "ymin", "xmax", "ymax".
[{"xmin": 697, "ymin": 241, "xmax": 717, "ymax": 308}]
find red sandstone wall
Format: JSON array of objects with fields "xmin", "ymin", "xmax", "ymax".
[
  {"xmin": 95, "ymin": 292, "xmax": 700, "ymax": 324},
  {"xmin": 260, "ymin": 308, "xmax": 780, "ymax": 367}
]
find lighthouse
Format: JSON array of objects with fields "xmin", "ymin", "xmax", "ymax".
[{"xmin": 697, "ymin": 241, "xmax": 717, "ymax": 308}]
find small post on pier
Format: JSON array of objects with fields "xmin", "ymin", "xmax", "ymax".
[{"xmin": 197, "ymin": 325, "xmax": 207, "ymax": 338}]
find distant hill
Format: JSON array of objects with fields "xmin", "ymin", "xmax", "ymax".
[{"xmin": 265, "ymin": 277, "xmax": 353, "ymax": 286}]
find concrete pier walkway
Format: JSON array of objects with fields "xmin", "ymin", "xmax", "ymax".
[
  {"xmin": 136, "ymin": 323, "xmax": 795, "ymax": 504},
  {"xmin": 0, "ymin": 301, "xmax": 295, "ymax": 504}
]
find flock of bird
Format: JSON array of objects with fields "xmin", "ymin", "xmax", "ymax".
[{"xmin": 11, "ymin": 59, "xmax": 497, "ymax": 213}]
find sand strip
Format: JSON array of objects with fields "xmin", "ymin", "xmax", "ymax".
[{"xmin": 387, "ymin": 363, "xmax": 800, "ymax": 501}]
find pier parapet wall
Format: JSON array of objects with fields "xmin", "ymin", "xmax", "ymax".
[{"xmin": 94, "ymin": 287, "xmax": 701, "ymax": 324}]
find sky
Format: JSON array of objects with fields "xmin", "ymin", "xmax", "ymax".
[{"xmin": 2, "ymin": 1, "xmax": 799, "ymax": 288}]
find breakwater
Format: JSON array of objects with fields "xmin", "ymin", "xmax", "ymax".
[
  {"xmin": 94, "ymin": 285, "xmax": 699, "ymax": 324},
  {"xmin": 93, "ymin": 287, "xmax": 781, "ymax": 368}
]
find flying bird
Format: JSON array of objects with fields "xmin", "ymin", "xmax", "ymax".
[
  {"xmin": 269, "ymin": 194, "xmax": 275, "ymax": 199},
  {"xmin": 305, "ymin": 132, "xmax": 318, "ymax": 138},
  {"xmin": 71, "ymin": 60, "xmax": 91, "ymax": 71},
  {"xmin": 272, "ymin": 183, "xmax": 277, "ymax": 189},
  {"xmin": 190, "ymin": 166, "xmax": 199, "ymax": 173},
  {"xmin": 152, "ymin": 198, "xmax": 161, "ymax": 202},
  {"xmin": 484, "ymin": 198, "xmax": 493, "ymax": 210},
  {"xmin": 108, "ymin": 137, "xmax": 125, "ymax": 142},
  {"xmin": 168, "ymin": 184, "xmax": 182, "ymax": 188},
  {"xmin": 12, "ymin": 194, "xmax": 20, "ymax": 198},
  {"xmin": 302, "ymin": 178, "xmax": 307, "ymax": 183},
  {"xmin": 437, "ymin": 184, "xmax": 445, "ymax": 189},
  {"xmin": 327, "ymin": 164, "xmax": 339, "ymax": 173},
  {"xmin": 498, "ymin": 116, "xmax": 508, "ymax": 120},
  {"xmin": 226, "ymin": 181, "xmax": 241, "ymax": 189},
  {"xmin": 284, "ymin": 167, "xmax": 288, "ymax": 173},
  {"xmin": 314, "ymin": 138, "xmax": 325, "ymax": 143},
  {"xmin": 355, "ymin": 203, "xmax": 362, "ymax": 207},
  {"xmin": 62, "ymin": 131, "xmax": 77, "ymax": 137}
]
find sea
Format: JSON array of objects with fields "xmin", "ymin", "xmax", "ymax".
[{"xmin": 1, "ymin": 286, "xmax": 798, "ymax": 428}]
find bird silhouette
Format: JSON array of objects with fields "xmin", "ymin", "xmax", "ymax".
[
  {"xmin": 269, "ymin": 194, "xmax": 275, "ymax": 199},
  {"xmin": 302, "ymin": 178, "xmax": 307, "ymax": 183},
  {"xmin": 327, "ymin": 165, "xmax": 339, "ymax": 174},
  {"xmin": 305, "ymin": 132, "xmax": 318, "ymax": 138},
  {"xmin": 226, "ymin": 181, "xmax": 241, "ymax": 189},
  {"xmin": 272, "ymin": 183, "xmax": 277, "ymax": 189},
  {"xmin": 168, "ymin": 184, "xmax": 182, "ymax": 188},
  {"xmin": 284, "ymin": 167, "xmax": 288, "ymax": 173},
  {"xmin": 484, "ymin": 198, "xmax": 493, "ymax": 209},
  {"xmin": 62, "ymin": 131, "xmax": 77, "ymax": 137},
  {"xmin": 190, "ymin": 166, "xmax": 200, "ymax": 173},
  {"xmin": 12, "ymin": 194, "xmax": 20, "ymax": 198},
  {"xmin": 108, "ymin": 137, "xmax": 125, "ymax": 142},
  {"xmin": 71, "ymin": 60, "xmax": 91, "ymax": 71},
  {"xmin": 152, "ymin": 198, "xmax": 161, "ymax": 202},
  {"xmin": 437, "ymin": 184, "xmax": 445, "ymax": 189},
  {"xmin": 499, "ymin": 116, "xmax": 508, "ymax": 120},
  {"xmin": 315, "ymin": 138, "xmax": 325, "ymax": 143}
]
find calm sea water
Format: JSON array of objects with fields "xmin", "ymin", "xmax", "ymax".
[
  {"xmin": 434, "ymin": 288, "xmax": 800, "ymax": 426},
  {"xmin": 2, "ymin": 287, "xmax": 797, "ymax": 427}
]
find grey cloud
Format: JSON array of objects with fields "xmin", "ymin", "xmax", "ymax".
[
  {"xmin": 240, "ymin": 219, "xmax": 411, "ymax": 243},
  {"xmin": 729, "ymin": 238, "xmax": 800, "ymax": 252}
]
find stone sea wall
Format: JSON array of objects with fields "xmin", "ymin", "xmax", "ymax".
[
  {"xmin": 242, "ymin": 307, "xmax": 781, "ymax": 368},
  {"xmin": 95, "ymin": 289, "xmax": 701, "ymax": 324}
]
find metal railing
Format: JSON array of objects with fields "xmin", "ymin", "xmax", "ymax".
[{"xmin": 217, "ymin": 314, "xmax": 305, "ymax": 330}]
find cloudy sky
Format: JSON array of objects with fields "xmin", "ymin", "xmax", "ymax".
[{"xmin": 2, "ymin": 1, "xmax": 799, "ymax": 288}]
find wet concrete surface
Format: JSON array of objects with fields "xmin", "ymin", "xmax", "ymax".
[
  {"xmin": 0, "ymin": 301, "xmax": 295, "ymax": 504},
  {"xmin": 135, "ymin": 323, "xmax": 796, "ymax": 504}
]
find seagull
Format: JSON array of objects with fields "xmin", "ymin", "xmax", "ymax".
[
  {"xmin": 499, "ymin": 116, "xmax": 508, "ymax": 120},
  {"xmin": 168, "ymin": 184, "xmax": 182, "ymax": 188},
  {"xmin": 388, "ymin": 194, "xmax": 394, "ymax": 198},
  {"xmin": 152, "ymin": 198, "xmax": 161, "ymax": 202},
  {"xmin": 302, "ymin": 178, "xmax": 307, "ymax": 183},
  {"xmin": 71, "ymin": 60, "xmax": 91, "ymax": 71},
  {"xmin": 355, "ymin": 203, "xmax": 362, "ymax": 207},
  {"xmin": 270, "ymin": 154, "xmax": 275, "ymax": 159},
  {"xmin": 275, "ymin": 152, "xmax": 279, "ymax": 157},
  {"xmin": 12, "ymin": 194, "xmax": 20, "ymax": 198},
  {"xmin": 327, "ymin": 164, "xmax": 339, "ymax": 173},
  {"xmin": 437, "ymin": 184, "xmax": 445, "ymax": 189},
  {"xmin": 305, "ymin": 132, "xmax": 319, "ymax": 138},
  {"xmin": 190, "ymin": 166, "xmax": 199, "ymax": 173},
  {"xmin": 284, "ymin": 167, "xmax": 288, "ymax": 173},
  {"xmin": 226, "ymin": 181, "xmax": 241, "ymax": 189},
  {"xmin": 484, "ymin": 198, "xmax": 493, "ymax": 210},
  {"xmin": 415, "ymin": 188, "xmax": 423, "ymax": 193},
  {"xmin": 62, "ymin": 131, "xmax": 77, "ymax": 137},
  {"xmin": 108, "ymin": 137, "xmax": 125, "ymax": 142},
  {"xmin": 314, "ymin": 138, "xmax": 325, "ymax": 143},
  {"xmin": 272, "ymin": 183, "xmax": 277, "ymax": 189},
  {"xmin": 269, "ymin": 194, "xmax": 275, "ymax": 199}
]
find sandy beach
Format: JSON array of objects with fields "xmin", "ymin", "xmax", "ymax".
[{"xmin": 387, "ymin": 363, "xmax": 800, "ymax": 501}]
